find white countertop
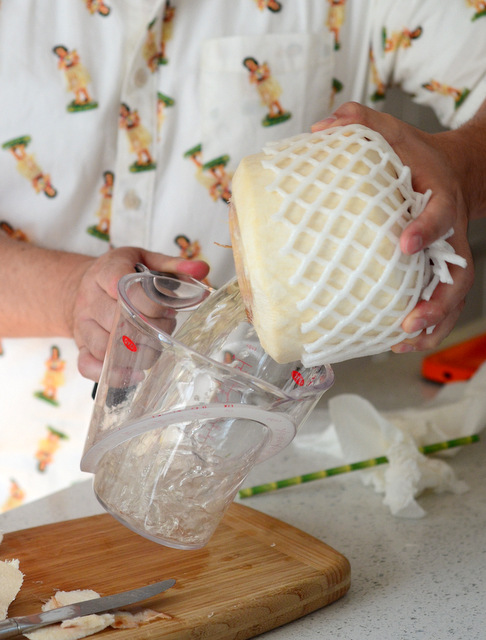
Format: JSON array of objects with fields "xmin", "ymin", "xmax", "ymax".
[{"xmin": 2, "ymin": 320, "xmax": 486, "ymax": 639}]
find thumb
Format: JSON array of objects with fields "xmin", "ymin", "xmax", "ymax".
[{"xmin": 140, "ymin": 248, "xmax": 210, "ymax": 281}]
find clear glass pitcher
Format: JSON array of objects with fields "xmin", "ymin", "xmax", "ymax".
[{"xmin": 82, "ymin": 267, "xmax": 334, "ymax": 549}]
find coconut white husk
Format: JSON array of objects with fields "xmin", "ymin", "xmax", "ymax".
[{"xmin": 230, "ymin": 125, "xmax": 466, "ymax": 365}]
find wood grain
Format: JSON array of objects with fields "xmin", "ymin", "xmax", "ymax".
[{"xmin": 1, "ymin": 503, "xmax": 350, "ymax": 639}]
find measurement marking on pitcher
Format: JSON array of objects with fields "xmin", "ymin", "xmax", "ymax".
[
  {"xmin": 217, "ymin": 347, "xmax": 255, "ymax": 403},
  {"xmin": 218, "ymin": 385, "xmax": 233, "ymax": 403},
  {"xmin": 292, "ymin": 370, "xmax": 305, "ymax": 386},
  {"xmin": 233, "ymin": 358, "xmax": 253, "ymax": 373},
  {"xmin": 292, "ymin": 370, "xmax": 319, "ymax": 387},
  {"xmin": 122, "ymin": 335, "xmax": 137, "ymax": 351},
  {"xmin": 217, "ymin": 355, "xmax": 253, "ymax": 403},
  {"xmin": 198, "ymin": 420, "xmax": 222, "ymax": 445}
]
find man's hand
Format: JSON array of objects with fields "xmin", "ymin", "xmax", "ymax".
[
  {"xmin": 312, "ymin": 101, "xmax": 485, "ymax": 353},
  {"xmin": 71, "ymin": 247, "xmax": 209, "ymax": 381},
  {"xmin": 0, "ymin": 233, "xmax": 209, "ymax": 382}
]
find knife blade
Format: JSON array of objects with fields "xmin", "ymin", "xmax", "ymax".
[{"xmin": 0, "ymin": 578, "xmax": 176, "ymax": 638}]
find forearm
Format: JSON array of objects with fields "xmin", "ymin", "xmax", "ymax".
[
  {"xmin": 434, "ymin": 99, "xmax": 486, "ymax": 221},
  {"xmin": 0, "ymin": 234, "xmax": 93, "ymax": 337}
]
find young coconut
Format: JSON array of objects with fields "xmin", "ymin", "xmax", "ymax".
[{"xmin": 229, "ymin": 124, "xmax": 466, "ymax": 366}]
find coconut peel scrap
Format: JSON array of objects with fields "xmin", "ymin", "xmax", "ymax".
[
  {"xmin": 23, "ymin": 589, "xmax": 172, "ymax": 640},
  {"xmin": 0, "ymin": 558, "xmax": 24, "ymax": 621}
]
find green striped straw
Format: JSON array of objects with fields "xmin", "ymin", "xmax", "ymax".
[{"xmin": 238, "ymin": 434, "xmax": 479, "ymax": 499}]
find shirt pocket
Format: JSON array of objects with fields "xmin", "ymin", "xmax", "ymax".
[{"xmin": 200, "ymin": 32, "xmax": 334, "ymax": 171}]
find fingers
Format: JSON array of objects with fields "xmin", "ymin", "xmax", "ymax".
[
  {"xmin": 392, "ymin": 254, "xmax": 474, "ymax": 353},
  {"xmin": 172, "ymin": 259, "xmax": 210, "ymax": 280},
  {"xmin": 312, "ymin": 101, "xmax": 403, "ymax": 143},
  {"xmin": 76, "ymin": 313, "xmax": 113, "ymax": 361},
  {"xmin": 138, "ymin": 248, "xmax": 210, "ymax": 281},
  {"xmin": 77, "ymin": 344, "xmax": 104, "ymax": 382},
  {"xmin": 71, "ymin": 246, "xmax": 212, "ymax": 382},
  {"xmin": 74, "ymin": 304, "xmax": 113, "ymax": 382},
  {"xmin": 401, "ymin": 191, "xmax": 462, "ymax": 255},
  {"xmin": 86, "ymin": 247, "xmax": 210, "ymax": 303},
  {"xmin": 391, "ymin": 302, "xmax": 464, "ymax": 354},
  {"xmin": 403, "ymin": 208, "xmax": 473, "ymax": 340}
]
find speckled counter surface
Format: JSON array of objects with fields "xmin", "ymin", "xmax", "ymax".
[{"xmin": 2, "ymin": 320, "xmax": 485, "ymax": 639}]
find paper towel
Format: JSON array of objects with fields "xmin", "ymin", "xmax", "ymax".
[{"xmin": 296, "ymin": 362, "xmax": 486, "ymax": 518}]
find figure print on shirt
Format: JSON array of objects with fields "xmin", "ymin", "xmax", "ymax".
[
  {"xmin": 84, "ymin": 0, "xmax": 111, "ymax": 16},
  {"xmin": 161, "ymin": 1, "xmax": 176, "ymax": 64},
  {"xmin": 174, "ymin": 234, "xmax": 212, "ymax": 286},
  {"xmin": 0, "ymin": 220, "xmax": 29, "ymax": 243},
  {"xmin": 243, "ymin": 57, "xmax": 292, "ymax": 127},
  {"xmin": 330, "ymin": 77, "xmax": 344, "ymax": 108},
  {"xmin": 326, "ymin": 0, "xmax": 346, "ymax": 50},
  {"xmin": 2, "ymin": 136, "xmax": 57, "ymax": 198},
  {"xmin": 119, "ymin": 103, "xmax": 156, "ymax": 172},
  {"xmin": 143, "ymin": 18, "xmax": 164, "ymax": 71},
  {"xmin": 382, "ymin": 25, "xmax": 422, "ymax": 52},
  {"xmin": 34, "ymin": 345, "xmax": 66, "ymax": 406},
  {"xmin": 253, "ymin": 0, "xmax": 282, "ymax": 12},
  {"xmin": 466, "ymin": 0, "xmax": 486, "ymax": 21},
  {"xmin": 1, "ymin": 479, "xmax": 25, "ymax": 513},
  {"xmin": 87, "ymin": 171, "xmax": 114, "ymax": 242},
  {"xmin": 52, "ymin": 45, "xmax": 98, "ymax": 112},
  {"xmin": 422, "ymin": 79, "xmax": 471, "ymax": 110},
  {"xmin": 157, "ymin": 92, "xmax": 175, "ymax": 136},
  {"xmin": 175, "ymin": 234, "xmax": 202, "ymax": 260},
  {"xmin": 184, "ymin": 144, "xmax": 232, "ymax": 203},
  {"xmin": 369, "ymin": 47, "xmax": 386, "ymax": 102},
  {"xmin": 35, "ymin": 426, "xmax": 69, "ymax": 473}
]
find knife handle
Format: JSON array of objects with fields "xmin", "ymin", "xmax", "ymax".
[{"xmin": 0, "ymin": 618, "xmax": 21, "ymax": 638}]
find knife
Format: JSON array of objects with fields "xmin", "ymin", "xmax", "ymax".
[{"xmin": 0, "ymin": 578, "xmax": 176, "ymax": 638}]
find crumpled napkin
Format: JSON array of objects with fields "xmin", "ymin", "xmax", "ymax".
[{"xmin": 299, "ymin": 362, "xmax": 486, "ymax": 518}]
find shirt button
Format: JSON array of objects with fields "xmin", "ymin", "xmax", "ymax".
[
  {"xmin": 123, "ymin": 190, "xmax": 142, "ymax": 209},
  {"xmin": 133, "ymin": 68, "xmax": 148, "ymax": 88}
]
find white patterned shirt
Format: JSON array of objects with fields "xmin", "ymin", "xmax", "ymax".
[{"xmin": 1, "ymin": 0, "xmax": 485, "ymax": 510}]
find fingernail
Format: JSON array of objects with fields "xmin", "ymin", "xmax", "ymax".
[
  {"xmin": 406, "ymin": 234, "xmax": 423, "ymax": 254},
  {"xmin": 409, "ymin": 318, "xmax": 427, "ymax": 333},
  {"xmin": 394, "ymin": 343, "xmax": 415, "ymax": 353},
  {"xmin": 312, "ymin": 115, "xmax": 337, "ymax": 130}
]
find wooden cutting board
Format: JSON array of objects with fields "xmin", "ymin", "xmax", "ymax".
[{"xmin": 2, "ymin": 503, "xmax": 350, "ymax": 639}]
